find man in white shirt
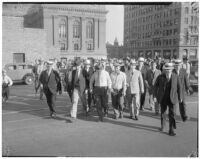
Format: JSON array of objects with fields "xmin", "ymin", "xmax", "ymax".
[
  {"xmin": 127, "ymin": 59, "xmax": 144, "ymax": 120},
  {"xmin": 90, "ymin": 61, "xmax": 112, "ymax": 122},
  {"xmin": 2, "ymin": 69, "xmax": 13, "ymax": 103},
  {"xmin": 110, "ymin": 63, "xmax": 126, "ymax": 119}
]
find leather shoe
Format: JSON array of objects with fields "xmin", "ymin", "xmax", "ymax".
[
  {"xmin": 183, "ymin": 116, "xmax": 188, "ymax": 122},
  {"xmin": 169, "ymin": 131, "xmax": 176, "ymax": 136},
  {"xmin": 135, "ymin": 115, "xmax": 138, "ymax": 120}
]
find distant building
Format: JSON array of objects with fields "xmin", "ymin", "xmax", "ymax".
[
  {"xmin": 106, "ymin": 38, "xmax": 128, "ymax": 59},
  {"xmin": 2, "ymin": 3, "xmax": 108, "ymax": 66},
  {"xmin": 124, "ymin": 3, "xmax": 199, "ymax": 59}
]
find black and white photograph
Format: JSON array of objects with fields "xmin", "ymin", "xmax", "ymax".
[{"xmin": 2, "ymin": 1, "xmax": 199, "ymax": 157}]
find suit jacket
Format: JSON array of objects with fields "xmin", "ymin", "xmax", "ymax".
[
  {"xmin": 120, "ymin": 65, "xmax": 130, "ymax": 73},
  {"xmin": 173, "ymin": 68, "xmax": 190, "ymax": 100},
  {"xmin": 69, "ymin": 68, "xmax": 86, "ymax": 95},
  {"xmin": 39, "ymin": 70, "xmax": 61, "ymax": 94},
  {"xmin": 146, "ymin": 69, "xmax": 161, "ymax": 94},
  {"xmin": 127, "ymin": 69, "xmax": 144, "ymax": 94},
  {"xmin": 136, "ymin": 65, "xmax": 149, "ymax": 88},
  {"xmin": 82, "ymin": 67, "xmax": 94, "ymax": 89},
  {"xmin": 154, "ymin": 73, "xmax": 181, "ymax": 105}
]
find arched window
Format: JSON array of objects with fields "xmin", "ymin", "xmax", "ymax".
[
  {"xmin": 59, "ymin": 20, "xmax": 66, "ymax": 38},
  {"xmin": 73, "ymin": 20, "xmax": 80, "ymax": 38},
  {"xmin": 86, "ymin": 22, "xmax": 93, "ymax": 39}
]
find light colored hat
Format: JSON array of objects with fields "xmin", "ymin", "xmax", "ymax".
[
  {"xmin": 46, "ymin": 61, "xmax": 54, "ymax": 65},
  {"xmin": 130, "ymin": 59, "xmax": 137, "ymax": 65},
  {"xmin": 173, "ymin": 59, "xmax": 182, "ymax": 65},
  {"xmin": 163, "ymin": 63, "xmax": 174, "ymax": 70},
  {"xmin": 113, "ymin": 62, "xmax": 121, "ymax": 67},
  {"xmin": 138, "ymin": 57, "xmax": 145, "ymax": 62},
  {"xmin": 85, "ymin": 59, "xmax": 91, "ymax": 65}
]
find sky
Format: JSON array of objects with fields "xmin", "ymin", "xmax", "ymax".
[{"xmin": 106, "ymin": 5, "xmax": 124, "ymax": 45}]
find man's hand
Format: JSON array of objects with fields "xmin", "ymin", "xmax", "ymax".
[
  {"xmin": 180, "ymin": 99, "xmax": 183, "ymax": 103},
  {"xmin": 153, "ymin": 97, "xmax": 157, "ymax": 102},
  {"xmin": 90, "ymin": 89, "xmax": 93, "ymax": 93}
]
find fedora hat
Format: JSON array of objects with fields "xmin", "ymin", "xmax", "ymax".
[
  {"xmin": 84, "ymin": 59, "xmax": 91, "ymax": 65},
  {"xmin": 46, "ymin": 61, "xmax": 54, "ymax": 65},
  {"xmin": 113, "ymin": 62, "xmax": 121, "ymax": 67},
  {"xmin": 173, "ymin": 59, "xmax": 183, "ymax": 65},
  {"xmin": 163, "ymin": 63, "xmax": 174, "ymax": 70},
  {"xmin": 130, "ymin": 59, "xmax": 137, "ymax": 65},
  {"xmin": 138, "ymin": 57, "xmax": 145, "ymax": 62}
]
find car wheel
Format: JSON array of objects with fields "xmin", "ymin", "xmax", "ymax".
[{"xmin": 25, "ymin": 75, "xmax": 34, "ymax": 85}]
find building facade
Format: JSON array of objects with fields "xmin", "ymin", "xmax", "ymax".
[
  {"xmin": 2, "ymin": 3, "xmax": 108, "ymax": 66},
  {"xmin": 124, "ymin": 3, "xmax": 199, "ymax": 59},
  {"xmin": 106, "ymin": 38, "xmax": 128, "ymax": 59}
]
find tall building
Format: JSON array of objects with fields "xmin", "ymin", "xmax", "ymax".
[
  {"xmin": 2, "ymin": 3, "xmax": 108, "ymax": 66},
  {"xmin": 124, "ymin": 3, "xmax": 199, "ymax": 59}
]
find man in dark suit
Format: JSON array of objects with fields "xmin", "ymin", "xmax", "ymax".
[
  {"xmin": 154, "ymin": 63, "xmax": 182, "ymax": 136},
  {"xmin": 82, "ymin": 59, "xmax": 94, "ymax": 115},
  {"xmin": 39, "ymin": 61, "xmax": 62, "ymax": 117},
  {"xmin": 173, "ymin": 59, "xmax": 190, "ymax": 122}
]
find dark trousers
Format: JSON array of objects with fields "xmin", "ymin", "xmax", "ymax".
[
  {"xmin": 111, "ymin": 89, "xmax": 124, "ymax": 117},
  {"xmin": 44, "ymin": 88, "xmax": 56, "ymax": 113},
  {"xmin": 140, "ymin": 89, "xmax": 146, "ymax": 109},
  {"xmin": 179, "ymin": 98, "xmax": 188, "ymax": 120},
  {"xmin": 2, "ymin": 86, "xmax": 9, "ymax": 101},
  {"xmin": 94, "ymin": 86, "xmax": 107, "ymax": 120},
  {"xmin": 104, "ymin": 93, "xmax": 109, "ymax": 114},
  {"xmin": 161, "ymin": 101, "xmax": 176, "ymax": 133},
  {"xmin": 83, "ymin": 88, "xmax": 92, "ymax": 110}
]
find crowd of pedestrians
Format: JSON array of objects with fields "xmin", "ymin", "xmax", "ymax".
[{"xmin": 2, "ymin": 56, "xmax": 192, "ymax": 136}]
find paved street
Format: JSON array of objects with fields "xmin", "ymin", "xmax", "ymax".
[{"xmin": 2, "ymin": 84, "xmax": 198, "ymax": 157}]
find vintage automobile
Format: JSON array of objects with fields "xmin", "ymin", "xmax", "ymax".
[
  {"xmin": 189, "ymin": 59, "xmax": 198, "ymax": 89},
  {"xmin": 4, "ymin": 63, "xmax": 34, "ymax": 85}
]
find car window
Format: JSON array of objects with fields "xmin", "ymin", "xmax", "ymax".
[
  {"xmin": 18, "ymin": 65, "xmax": 24, "ymax": 69},
  {"xmin": 8, "ymin": 65, "xmax": 16, "ymax": 70}
]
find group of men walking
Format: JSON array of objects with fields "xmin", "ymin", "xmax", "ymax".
[{"xmin": 31, "ymin": 56, "xmax": 190, "ymax": 136}]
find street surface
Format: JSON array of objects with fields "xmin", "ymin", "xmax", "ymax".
[{"xmin": 2, "ymin": 84, "xmax": 198, "ymax": 157}]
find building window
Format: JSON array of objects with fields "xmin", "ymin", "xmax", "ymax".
[
  {"xmin": 87, "ymin": 43, "xmax": 93, "ymax": 50},
  {"xmin": 60, "ymin": 43, "xmax": 65, "ymax": 51},
  {"xmin": 13, "ymin": 53, "xmax": 25, "ymax": 63},
  {"xmin": 184, "ymin": 18, "xmax": 188, "ymax": 24},
  {"xmin": 73, "ymin": 20, "xmax": 80, "ymax": 38},
  {"xmin": 59, "ymin": 20, "xmax": 66, "ymax": 38},
  {"xmin": 185, "ymin": 7, "xmax": 189, "ymax": 14},
  {"xmin": 86, "ymin": 21, "xmax": 94, "ymax": 39},
  {"xmin": 74, "ymin": 43, "xmax": 79, "ymax": 50},
  {"xmin": 174, "ymin": 28, "xmax": 178, "ymax": 35},
  {"xmin": 174, "ymin": 18, "xmax": 178, "ymax": 25}
]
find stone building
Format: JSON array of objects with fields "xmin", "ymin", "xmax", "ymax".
[
  {"xmin": 106, "ymin": 38, "xmax": 127, "ymax": 59},
  {"xmin": 2, "ymin": 3, "xmax": 108, "ymax": 66},
  {"xmin": 124, "ymin": 3, "xmax": 199, "ymax": 59}
]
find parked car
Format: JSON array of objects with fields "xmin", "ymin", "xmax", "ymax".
[
  {"xmin": 189, "ymin": 59, "xmax": 198, "ymax": 89},
  {"xmin": 4, "ymin": 63, "xmax": 34, "ymax": 85}
]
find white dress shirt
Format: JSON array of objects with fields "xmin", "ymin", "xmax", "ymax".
[
  {"xmin": 110, "ymin": 71, "xmax": 126, "ymax": 92},
  {"xmin": 2, "ymin": 75, "xmax": 13, "ymax": 86},
  {"xmin": 90, "ymin": 69, "xmax": 112, "ymax": 89}
]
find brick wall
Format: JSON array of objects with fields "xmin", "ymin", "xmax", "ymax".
[{"xmin": 2, "ymin": 16, "xmax": 47, "ymax": 67}]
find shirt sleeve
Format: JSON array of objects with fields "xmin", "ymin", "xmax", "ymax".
[
  {"xmin": 106, "ymin": 72, "xmax": 112, "ymax": 89},
  {"xmin": 7, "ymin": 76, "xmax": 13, "ymax": 86}
]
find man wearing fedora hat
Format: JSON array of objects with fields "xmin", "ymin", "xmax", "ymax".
[
  {"xmin": 110, "ymin": 62, "xmax": 126, "ymax": 119},
  {"xmin": 137, "ymin": 57, "xmax": 148, "ymax": 111},
  {"xmin": 39, "ymin": 61, "xmax": 62, "ymax": 117},
  {"xmin": 82, "ymin": 59, "xmax": 94, "ymax": 115},
  {"xmin": 127, "ymin": 59, "xmax": 144, "ymax": 120},
  {"xmin": 68, "ymin": 59, "xmax": 86, "ymax": 119},
  {"xmin": 173, "ymin": 59, "xmax": 190, "ymax": 122},
  {"xmin": 154, "ymin": 62, "xmax": 182, "ymax": 136},
  {"xmin": 90, "ymin": 61, "xmax": 112, "ymax": 122}
]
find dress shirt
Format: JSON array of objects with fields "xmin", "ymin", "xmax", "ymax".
[
  {"xmin": 90, "ymin": 69, "xmax": 112, "ymax": 89},
  {"xmin": 2, "ymin": 75, "xmax": 13, "ymax": 86},
  {"xmin": 110, "ymin": 71, "xmax": 126, "ymax": 91}
]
